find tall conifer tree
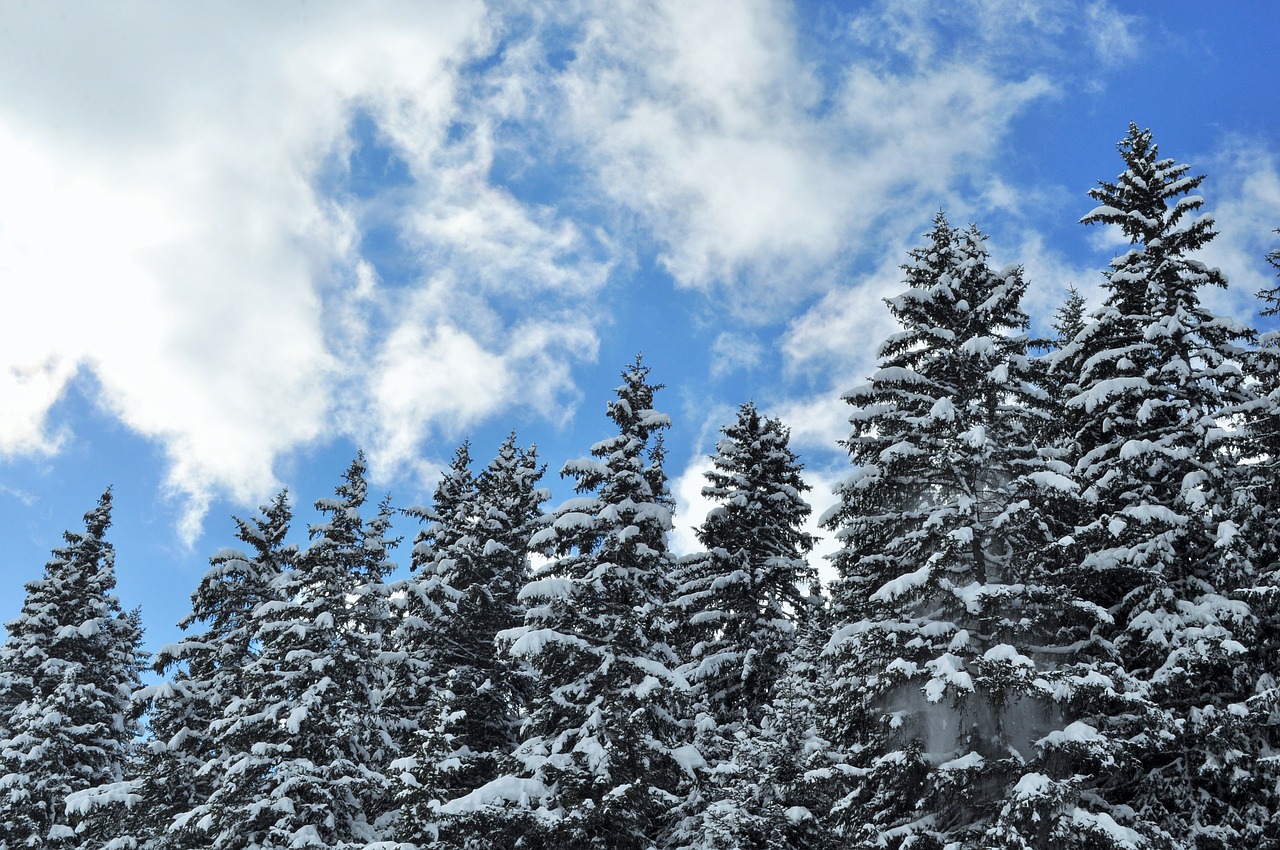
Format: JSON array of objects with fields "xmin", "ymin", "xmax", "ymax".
[
  {"xmin": 496, "ymin": 357, "xmax": 690, "ymax": 850},
  {"xmin": 670, "ymin": 403, "xmax": 821, "ymax": 849},
  {"xmin": 395, "ymin": 434, "xmax": 546, "ymax": 848},
  {"xmin": 821, "ymin": 215, "xmax": 1130, "ymax": 848},
  {"xmin": 190, "ymin": 456, "xmax": 397, "ymax": 849},
  {"xmin": 133, "ymin": 492, "xmax": 293, "ymax": 849},
  {"xmin": 676, "ymin": 402, "xmax": 815, "ymax": 727},
  {"xmin": 0, "ymin": 492, "xmax": 144, "ymax": 849},
  {"xmin": 1071, "ymin": 125, "xmax": 1264, "ymax": 847}
]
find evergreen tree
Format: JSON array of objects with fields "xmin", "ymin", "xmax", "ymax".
[
  {"xmin": 669, "ymin": 403, "xmax": 821, "ymax": 849},
  {"xmin": 395, "ymin": 434, "xmax": 547, "ymax": 849},
  {"xmin": 675, "ymin": 402, "xmax": 815, "ymax": 727},
  {"xmin": 389, "ymin": 441, "xmax": 476, "ymax": 738},
  {"xmin": 821, "ymin": 214, "xmax": 1129, "ymax": 848},
  {"xmin": 678, "ymin": 583, "xmax": 836, "ymax": 850},
  {"xmin": 495, "ymin": 357, "xmax": 691, "ymax": 850},
  {"xmin": 1231, "ymin": 231, "xmax": 1280, "ymax": 849},
  {"xmin": 129, "ymin": 492, "xmax": 294, "ymax": 849},
  {"xmin": 0, "ymin": 491, "xmax": 144, "ymax": 849},
  {"xmin": 1052, "ymin": 285, "xmax": 1088, "ymax": 346},
  {"xmin": 1071, "ymin": 125, "xmax": 1263, "ymax": 847},
  {"xmin": 191, "ymin": 456, "xmax": 398, "ymax": 849}
]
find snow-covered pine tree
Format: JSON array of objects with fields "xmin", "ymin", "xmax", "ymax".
[
  {"xmin": 493, "ymin": 357, "xmax": 691, "ymax": 850},
  {"xmin": 676, "ymin": 402, "xmax": 815, "ymax": 728},
  {"xmin": 0, "ymin": 491, "xmax": 144, "ymax": 849},
  {"xmin": 1041, "ymin": 285, "xmax": 1089, "ymax": 406},
  {"xmin": 190, "ymin": 455, "xmax": 398, "ymax": 849},
  {"xmin": 1229, "ymin": 230, "xmax": 1280, "ymax": 847},
  {"xmin": 669, "ymin": 403, "xmax": 820, "ymax": 849},
  {"xmin": 679, "ymin": 583, "xmax": 837, "ymax": 850},
  {"xmin": 129, "ymin": 491, "xmax": 293, "ymax": 849},
  {"xmin": 386, "ymin": 441, "xmax": 478, "ymax": 762},
  {"xmin": 395, "ymin": 434, "xmax": 547, "ymax": 849},
  {"xmin": 1071, "ymin": 124, "xmax": 1265, "ymax": 847},
  {"xmin": 820, "ymin": 213, "xmax": 1133, "ymax": 848}
]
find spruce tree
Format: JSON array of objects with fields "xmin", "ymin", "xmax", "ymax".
[
  {"xmin": 679, "ymin": 584, "xmax": 836, "ymax": 850},
  {"xmin": 191, "ymin": 456, "xmax": 398, "ymax": 849},
  {"xmin": 675, "ymin": 402, "xmax": 815, "ymax": 727},
  {"xmin": 133, "ymin": 492, "xmax": 293, "ymax": 849},
  {"xmin": 0, "ymin": 491, "xmax": 144, "ymax": 849},
  {"xmin": 497, "ymin": 357, "xmax": 691, "ymax": 850},
  {"xmin": 1071, "ymin": 125, "xmax": 1263, "ymax": 847},
  {"xmin": 1231, "ymin": 231, "xmax": 1280, "ymax": 848},
  {"xmin": 820, "ymin": 214, "xmax": 1130, "ymax": 848},
  {"xmin": 395, "ymin": 434, "xmax": 547, "ymax": 848},
  {"xmin": 669, "ymin": 403, "xmax": 820, "ymax": 849},
  {"xmin": 385, "ymin": 441, "xmax": 477, "ymax": 759}
]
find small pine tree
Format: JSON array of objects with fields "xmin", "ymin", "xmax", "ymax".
[
  {"xmin": 675, "ymin": 402, "xmax": 816, "ymax": 728},
  {"xmin": 133, "ymin": 491, "xmax": 293, "ymax": 849},
  {"xmin": 0, "ymin": 491, "xmax": 144, "ymax": 849},
  {"xmin": 500, "ymin": 357, "xmax": 691, "ymax": 850},
  {"xmin": 395, "ymin": 434, "xmax": 547, "ymax": 849},
  {"xmin": 193, "ymin": 456, "xmax": 397, "ymax": 849},
  {"xmin": 670, "ymin": 403, "xmax": 820, "ymax": 850}
]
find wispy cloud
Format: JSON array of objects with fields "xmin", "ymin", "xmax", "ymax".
[
  {"xmin": 544, "ymin": 0, "xmax": 1053, "ymax": 316},
  {"xmin": 2, "ymin": 0, "xmax": 1264, "ymax": 549}
]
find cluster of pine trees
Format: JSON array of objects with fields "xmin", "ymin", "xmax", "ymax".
[{"xmin": 2, "ymin": 124, "xmax": 1278, "ymax": 850}]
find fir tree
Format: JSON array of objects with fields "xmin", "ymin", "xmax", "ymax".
[
  {"xmin": 191, "ymin": 456, "xmax": 398, "ymax": 849},
  {"xmin": 669, "ymin": 403, "xmax": 821, "ymax": 849},
  {"xmin": 678, "ymin": 584, "xmax": 836, "ymax": 850},
  {"xmin": 821, "ymin": 214, "xmax": 1129, "ymax": 848},
  {"xmin": 1052, "ymin": 285, "xmax": 1088, "ymax": 348},
  {"xmin": 385, "ymin": 441, "xmax": 478, "ymax": 757},
  {"xmin": 1071, "ymin": 125, "xmax": 1263, "ymax": 847},
  {"xmin": 395, "ymin": 434, "xmax": 547, "ymax": 849},
  {"xmin": 0, "ymin": 491, "xmax": 144, "ymax": 849},
  {"xmin": 496, "ymin": 357, "xmax": 691, "ymax": 850},
  {"xmin": 675, "ymin": 402, "xmax": 816, "ymax": 727},
  {"xmin": 131, "ymin": 492, "xmax": 293, "ymax": 849},
  {"xmin": 1231, "ymin": 230, "xmax": 1280, "ymax": 849}
]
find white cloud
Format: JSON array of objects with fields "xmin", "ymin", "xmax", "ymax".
[
  {"xmin": 710, "ymin": 333, "xmax": 764, "ymax": 378},
  {"xmin": 1197, "ymin": 137, "xmax": 1280, "ymax": 323},
  {"xmin": 670, "ymin": 455, "xmax": 714, "ymax": 557},
  {"xmin": 0, "ymin": 3, "xmax": 621, "ymax": 541},
  {"xmin": 0, "ymin": 0, "xmax": 1167, "ymax": 545},
  {"xmin": 363, "ymin": 278, "xmax": 598, "ymax": 485},
  {"xmin": 547, "ymin": 0, "xmax": 1053, "ymax": 316},
  {"xmin": 848, "ymin": 0, "xmax": 1140, "ymax": 70}
]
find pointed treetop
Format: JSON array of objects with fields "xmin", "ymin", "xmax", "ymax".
[
  {"xmin": 609, "ymin": 354, "xmax": 669, "ymax": 437},
  {"xmin": 1051, "ymin": 285, "xmax": 1088, "ymax": 347},
  {"xmin": 81, "ymin": 488, "xmax": 114, "ymax": 541},
  {"xmin": 1081, "ymin": 123, "xmax": 1215, "ymax": 251}
]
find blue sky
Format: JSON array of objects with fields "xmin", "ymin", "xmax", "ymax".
[{"xmin": 1, "ymin": 0, "xmax": 1277, "ymax": 657}]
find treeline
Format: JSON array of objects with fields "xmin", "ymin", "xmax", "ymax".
[{"xmin": 2, "ymin": 123, "xmax": 1279, "ymax": 850}]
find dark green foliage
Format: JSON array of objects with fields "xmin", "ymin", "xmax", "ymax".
[
  {"xmin": 395, "ymin": 434, "xmax": 546, "ymax": 848},
  {"xmin": 0, "ymin": 492, "xmax": 144, "ymax": 849},
  {"xmin": 505, "ymin": 357, "xmax": 689, "ymax": 850},
  {"xmin": 131, "ymin": 491, "xmax": 294, "ymax": 849},
  {"xmin": 1071, "ymin": 125, "xmax": 1266, "ymax": 848},
  {"xmin": 676, "ymin": 402, "xmax": 815, "ymax": 726},
  {"xmin": 820, "ymin": 213, "xmax": 1132, "ymax": 848}
]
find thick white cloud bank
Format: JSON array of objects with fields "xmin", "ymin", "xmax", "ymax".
[{"xmin": 0, "ymin": 0, "xmax": 1274, "ymax": 544}]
